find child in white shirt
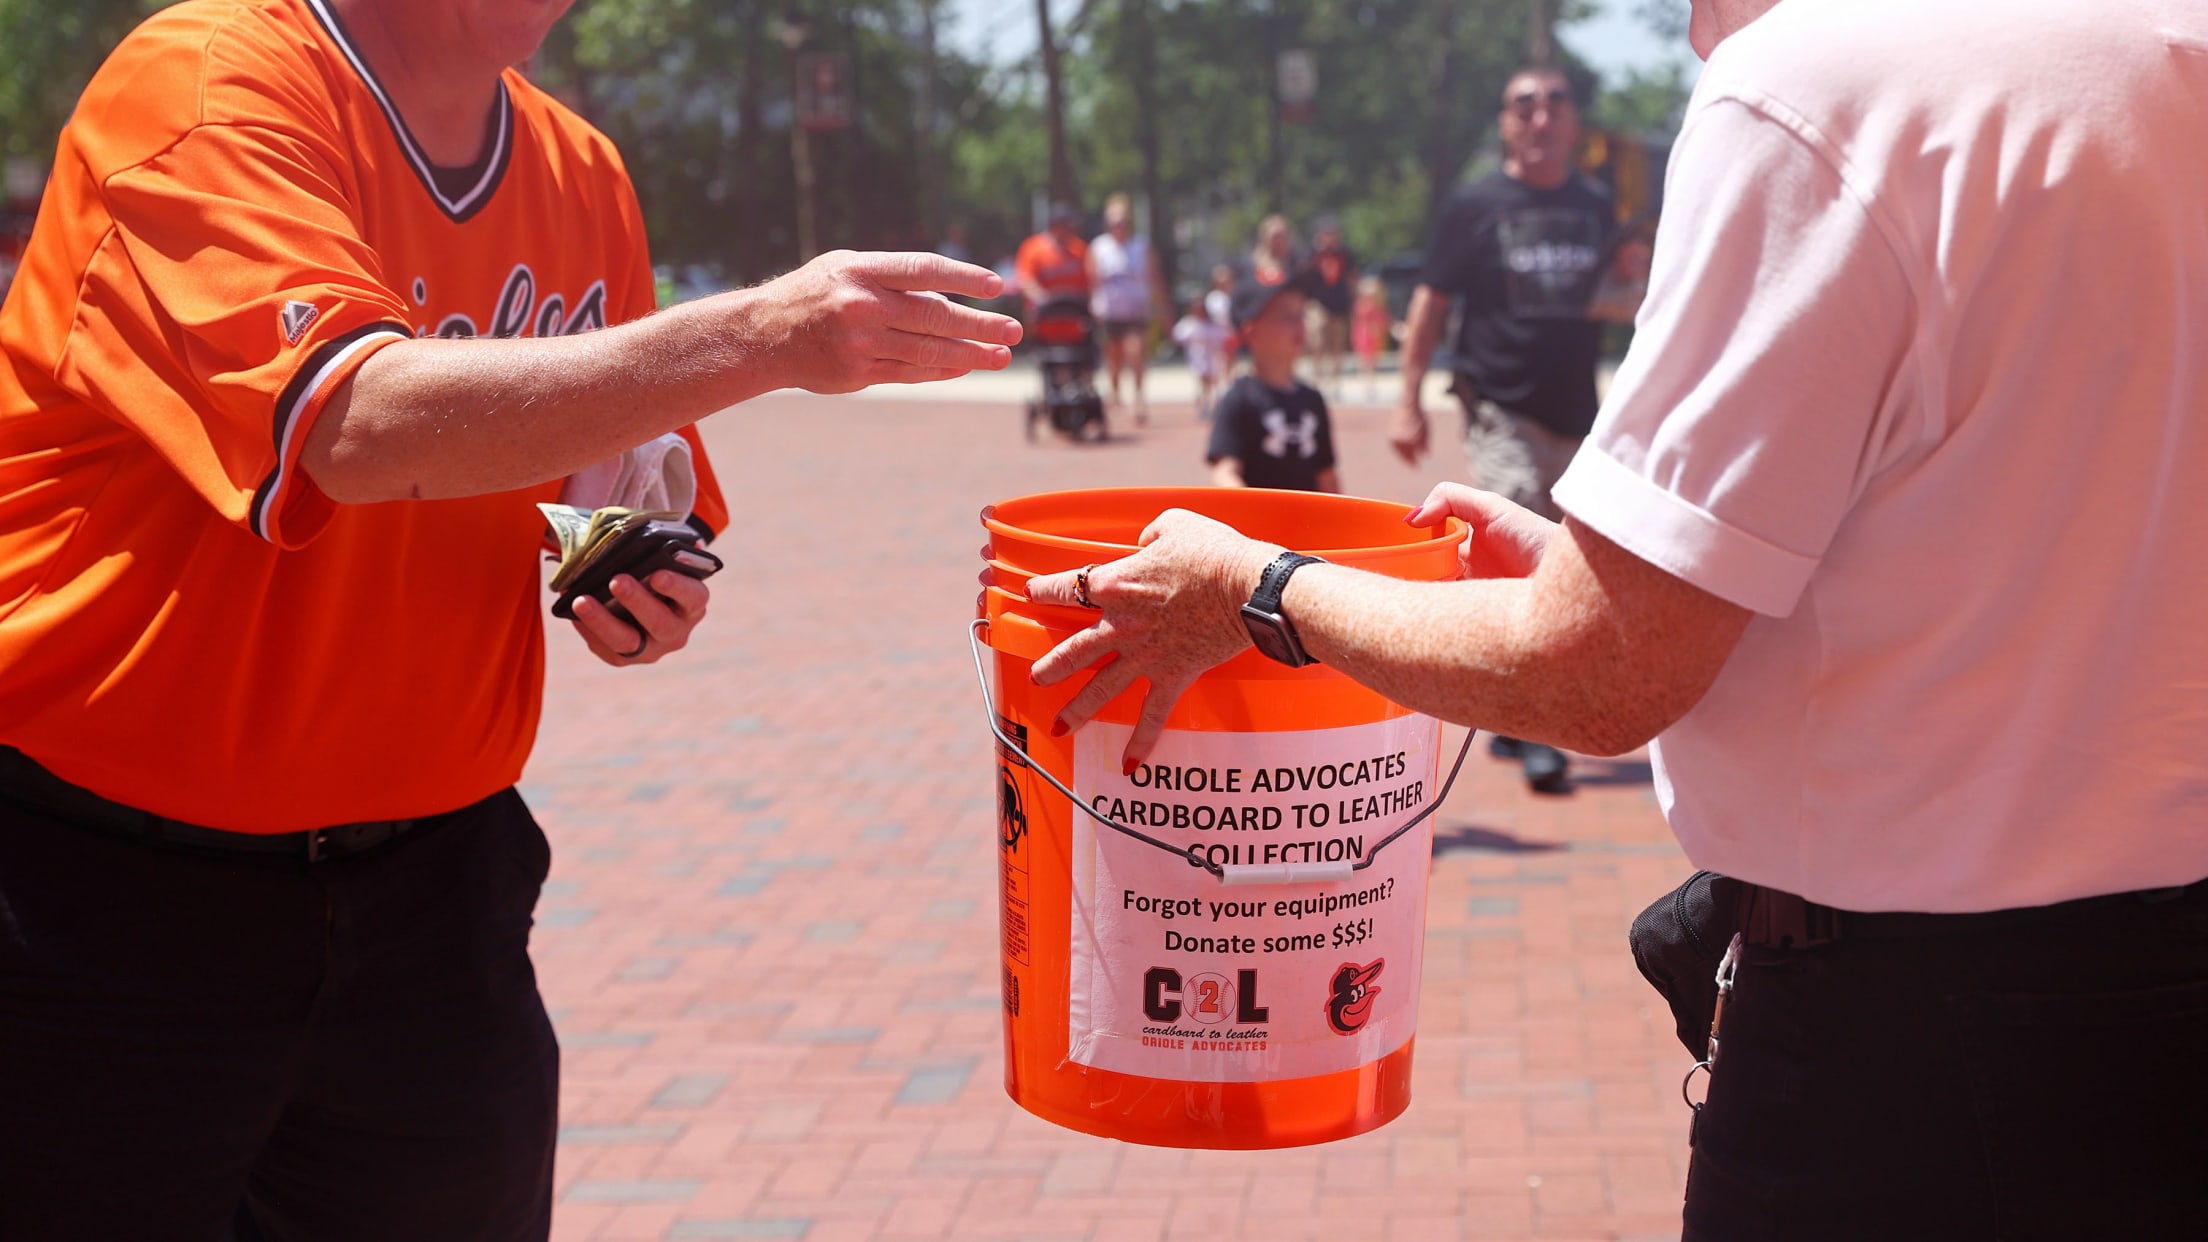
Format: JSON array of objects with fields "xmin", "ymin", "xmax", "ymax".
[{"xmin": 1171, "ymin": 296, "xmax": 1236, "ymax": 420}]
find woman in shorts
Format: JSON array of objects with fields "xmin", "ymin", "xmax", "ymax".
[{"xmin": 1088, "ymin": 193, "xmax": 1166, "ymax": 425}]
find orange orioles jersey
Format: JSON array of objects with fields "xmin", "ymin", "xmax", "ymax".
[
  {"xmin": 0, "ymin": 0, "xmax": 727, "ymax": 831},
  {"xmin": 1014, "ymin": 231, "xmax": 1090, "ymax": 307}
]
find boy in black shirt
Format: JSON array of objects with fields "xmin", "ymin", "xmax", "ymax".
[{"xmin": 1207, "ymin": 281, "xmax": 1340, "ymax": 493}]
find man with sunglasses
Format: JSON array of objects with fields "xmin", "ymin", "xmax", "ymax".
[{"xmin": 1390, "ymin": 65, "xmax": 1630, "ymax": 794}]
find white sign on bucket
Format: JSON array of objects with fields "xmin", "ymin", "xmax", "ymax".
[{"xmin": 1067, "ymin": 717, "xmax": 1438, "ymax": 1083}]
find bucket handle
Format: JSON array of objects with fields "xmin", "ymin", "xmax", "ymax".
[{"xmin": 969, "ymin": 618, "xmax": 1472, "ymax": 886}]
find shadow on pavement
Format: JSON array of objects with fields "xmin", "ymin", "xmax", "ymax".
[
  {"xmin": 1021, "ymin": 430, "xmax": 1167, "ymax": 452},
  {"xmin": 1569, "ymin": 757, "xmax": 1655, "ymax": 787},
  {"xmin": 1431, "ymin": 823, "xmax": 1566, "ymax": 857}
]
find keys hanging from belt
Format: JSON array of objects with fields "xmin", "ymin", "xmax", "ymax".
[{"xmin": 1680, "ymin": 932, "xmax": 1742, "ymax": 1114}]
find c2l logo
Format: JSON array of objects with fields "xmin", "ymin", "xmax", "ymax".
[
  {"xmin": 1143, "ymin": 967, "xmax": 1269, "ymax": 1024},
  {"xmin": 1325, "ymin": 958, "xmax": 1384, "ymax": 1035}
]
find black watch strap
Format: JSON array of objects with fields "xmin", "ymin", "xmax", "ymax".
[
  {"xmin": 1243, "ymin": 551, "xmax": 1326, "ymax": 667},
  {"xmin": 1250, "ymin": 551, "xmax": 1325, "ymax": 614}
]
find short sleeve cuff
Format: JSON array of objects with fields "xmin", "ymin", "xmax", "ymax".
[
  {"xmin": 1553, "ymin": 445, "xmax": 1819, "ymax": 617},
  {"xmin": 251, "ymin": 322, "xmax": 411, "ymax": 548}
]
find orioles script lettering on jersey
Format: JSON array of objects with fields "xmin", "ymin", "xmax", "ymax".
[{"xmin": 419, "ymin": 262, "xmax": 610, "ymax": 340}]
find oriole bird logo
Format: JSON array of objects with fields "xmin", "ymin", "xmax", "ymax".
[{"xmin": 1325, "ymin": 958, "xmax": 1385, "ymax": 1035}]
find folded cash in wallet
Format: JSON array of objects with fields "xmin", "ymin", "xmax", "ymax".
[{"xmin": 539, "ymin": 503, "xmax": 722, "ymax": 623}]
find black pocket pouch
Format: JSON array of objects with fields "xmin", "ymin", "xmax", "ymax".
[
  {"xmin": 550, "ymin": 521, "xmax": 723, "ymax": 623},
  {"xmin": 1628, "ymin": 869, "xmax": 1744, "ymax": 1058}
]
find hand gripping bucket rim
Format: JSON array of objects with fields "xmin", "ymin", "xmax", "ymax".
[
  {"xmin": 978, "ymin": 486, "xmax": 1472, "ymax": 1149},
  {"xmin": 968, "ymin": 619, "xmax": 1474, "ymax": 888},
  {"xmin": 980, "ymin": 485, "xmax": 1463, "ymax": 575}
]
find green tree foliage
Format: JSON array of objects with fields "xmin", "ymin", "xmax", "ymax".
[
  {"xmin": 1587, "ymin": 60, "xmax": 1692, "ymax": 137},
  {"xmin": 0, "ymin": 0, "xmax": 182, "ymax": 161},
  {"xmin": 1632, "ymin": 0, "xmax": 1690, "ymax": 42},
  {"xmin": 1, "ymin": 0, "xmax": 1692, "ymax": 289},
  {"xmin": 1070, "ymin": 0, "xmax": 1547, "ymax": 286}
]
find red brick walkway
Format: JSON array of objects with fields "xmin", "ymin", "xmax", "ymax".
[{"xmin": 528, "ymin": 384, "xmax": 1696, "ymax": 1242}]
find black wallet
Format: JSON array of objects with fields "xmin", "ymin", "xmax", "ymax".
[{"xmin": 549, "ymin": 519, "xmax": 723, "ymax": 624}]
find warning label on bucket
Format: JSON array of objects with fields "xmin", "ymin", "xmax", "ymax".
[{"xmin": 1066, "ymin": 716, "xmax": 1437, "ymax": 1083}]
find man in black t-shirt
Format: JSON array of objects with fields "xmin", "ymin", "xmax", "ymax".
[
  {"xmin": 1390, "ymin": 65, "xmax": 1640, "ymax": 793},
  {"xmin": 1392, "ymin": 66, "xmax": 1632, "ymax": 497},
  {"xmin": 1208, "ymin": 280, "xmax": 1339, "ymax": 493}
]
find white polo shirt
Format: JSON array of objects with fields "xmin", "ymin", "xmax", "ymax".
[{"xmin": 1553, "ymin": 0, "xmax": 2208, "ymax": 912}]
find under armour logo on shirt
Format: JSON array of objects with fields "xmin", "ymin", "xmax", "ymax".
[
  {"xmin": 279, "ymin": 300, "xmax": 321, "ymax": 345},
  {"xmin": 1261, "ymin": 409, "xmax": 1320, "ymax": 458}
]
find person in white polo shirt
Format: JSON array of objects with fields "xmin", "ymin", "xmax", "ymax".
[{"xmin": 1022, "ymin": 0, "xmax": 2208, "ymax": 1236}]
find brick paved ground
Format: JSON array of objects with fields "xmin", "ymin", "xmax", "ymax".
[{"xmin": 526, "ymin": 374, "xmax": 1698, "ymax": 1242}]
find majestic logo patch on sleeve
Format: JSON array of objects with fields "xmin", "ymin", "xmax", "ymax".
[{"xmin": 280, "ymin": 301, "xmax": 323, "ymax": 345}]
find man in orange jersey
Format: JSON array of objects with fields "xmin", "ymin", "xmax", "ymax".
[
  {"xmin": 1013, "ymin": 200, "xmax": 1093, "ymax": 312},
  {"xmin": 0, "ymin": 0, "xmax": 1019, "ymax": 1236}
]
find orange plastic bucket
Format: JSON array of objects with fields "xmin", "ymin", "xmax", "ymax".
[{"xmin": 974, "ymin": 487, "xmax": 1468, "ymax": 1149}]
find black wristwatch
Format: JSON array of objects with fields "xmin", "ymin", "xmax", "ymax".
[{"xmin": 1240, "ymin": 552, "xmax": 1326, "ymax": 667}]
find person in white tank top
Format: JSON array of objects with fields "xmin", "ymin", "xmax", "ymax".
[{"xmin": 1086, "ymin": 193, "xmax": 1165, "ymax": 425}]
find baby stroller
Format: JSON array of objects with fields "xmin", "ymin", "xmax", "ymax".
[{"xmin": 1023, "ymin": 295, "xmax": 1107, "ymax": 442}]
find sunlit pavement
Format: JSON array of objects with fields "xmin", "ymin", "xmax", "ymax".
[{"xmin": 527, "ymin": 383, "xmax": 1693, "ymax": 1242}]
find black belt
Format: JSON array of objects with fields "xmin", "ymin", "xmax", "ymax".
[
  {"xmin": 0, "ymin": 746, "xmax": 439, "ymax": 862},
  {"xmin": 1740, "ymin": 876, "xmax": 2208, "ymax": 949}
]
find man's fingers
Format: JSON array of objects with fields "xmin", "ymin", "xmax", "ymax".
[
  {"xmin": 1389, "ymin": 408, "xmax": 1429, "ymax": 467},
  {"xmin": 571, "ymin": 594, "xmax": 646, "ymax": 658},
  {"xmin": 874, "ymin": 364, "xmax": 978, "ymax": 387},
  {"xmin": 1054, "ymin": 658, "xmax": 1140, "ymax": 736},
  {"xmin": 1031, "ymin": 625, "xmax": 1117, "ymax": 686},
  {"xmin": 891, "ymin": 291, "xmax": 1023, "ymax": 347},
  {"xmin": 855, "ymin": 251, "xmax": 1005, "ymax": 299},
  {"xmin": 608, "ymin": 575, "xmax": 685, "ymax": 649},
  {"xmin": 878, "ymin": 328, "xmax": 1012, "ymax": 373},
  {"xmin": 644, "ymin": 570, "xmax": 710, "ymax": 620}
]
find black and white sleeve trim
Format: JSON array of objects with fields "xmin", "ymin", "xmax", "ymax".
[
  {"xmin": 299, "ymin": 0, "xmax": 514, "ymax": 223},
  {"xmin": 250, "ymin": 321, "xmax": 412, "ymax": 541}
]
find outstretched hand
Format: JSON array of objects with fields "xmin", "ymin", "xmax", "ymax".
[
  {"xmin": 746, "ymin": 251, "xmax": 1024, "ymax": 394},
  {"xmin": 1026, "ymin": 509, "xmax": 1279, "ymax": 771},
  {"xmin": 1405, "ymin": 482, "xmax": 1557, "ymax": 580}
]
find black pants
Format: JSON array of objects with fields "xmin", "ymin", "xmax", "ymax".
[
  {"xmin": 1683, "ymin": 882, "xmax": 2208, "ymax": 1241},
  {"xmin": 0, "ymin": 784, "xmax": 558, "ymax": 1241}
]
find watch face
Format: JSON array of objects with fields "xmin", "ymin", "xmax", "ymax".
[{"xmin": 1240, "ymin": 604, "xmax": 1303, "ymax": 666}]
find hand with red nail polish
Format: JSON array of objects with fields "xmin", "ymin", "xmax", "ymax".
[
  {"xmin": 1022, "ymin": 508, "xmax": 1277, "ymax": 772},
  {"xmin": 1406, "ymin": 483, "xmax": 1556, "ymax": 581}
]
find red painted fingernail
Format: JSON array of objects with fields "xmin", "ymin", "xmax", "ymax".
[
  {"xmin": 1048, "ymin": 719, "xmax": 1068, "ymax": 738},
  {"xmin": 1122, "ymin": 756, "xmax": 1140, "ymax": 777}
]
